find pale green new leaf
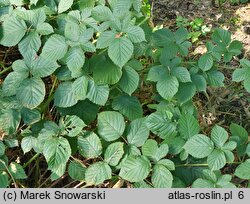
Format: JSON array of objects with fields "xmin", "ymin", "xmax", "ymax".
[
  {"xmin": 184, "ymin": 134, "xmax": 214, "ymax": 158},
  {"xmin": 78, "ymin": 132, "xmax": 102, "ymax": 159},
  {"xmin": 152, "ymin": 164, "xmax": 173, "ymax": 188},
  {"xmin": 104, "ymin": 142, "xmax": 124, "ymax": 166},
  {"xmin": 97, "ymin": 111, "xmax": 125, "ymax": 142},
  {"xmin": 0, "ymin": 16, "xmax": 27, "ymax": 46},
  {"xmin": 21, "ymin": 136, "xmax": 36, "ymax": 154},
  {"xmin": 16, "ymin": 78, "xmax": 45, "ymax": 109},
  {"xmin": 119, "ymin": 156, "xmax": 151, "ymax": 182},
  {"xmin": 126, "ymin": 118, "xmax": 149, "ymax": 147},
  {"xmin": 85, "ymin": 162, "xmax": 112, "ymax": 185},
  {"xmin": 108, "ymin": 37, "xmax": 134, "ymax": 68}
]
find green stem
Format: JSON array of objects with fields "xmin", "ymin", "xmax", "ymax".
[
  {"xmin": 138, "ymin": 16, "xmax": 150, "ymax": 26},
  {"xmin": 23, "ymin": 153, "xmax": 40, "ymax": 169},
  {"xmin": 0, "ymin": 66, "xmax": 12, "ymax": 76},
  {"xmin": 175, "ymin": 161, "xmax": 242, "ymax": 168},
  {"xmin": 0, "ymin": 159, "xmax": 18, "ymax": 188}
]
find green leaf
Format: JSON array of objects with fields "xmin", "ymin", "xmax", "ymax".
[
  {"xmin": 108, "ymin": 37, "xmax": 134, "ymax": 67},
  {"xmin": 18, "ymin": 32, "xmax": 41, "ymax": 58},
  {"xmin": 230, "ymin": 123, "xmax": 248, "ymax": 142},
  {"xmin": 92, "ymin": 57, "xmax": 122, "ymax": 85},
  {"xmin": 146, "ymin": 111, "xmax": 177, "ymax": 139},
  {"xmin": 142, "ymin": 139, "xmax": 169, "ymax": 162},
  {"xmin": 96, "ymin": 30, "xmax": 116, "ymax": 49},
  {"xmin": 9, "ymin": 162, "xmax": 27, "ymax": 179},
  {"xmin": 16, "ymin": 78, "xmax": 45, "ymax": 109},
  {"xmin": 207, "ymin": 70, "xmax": 224, "ymax": 87},
  {"xmin": 184, "ymin": 134, "xmax": 214, "ymax": 158},
  {"xmin": 68, "ymin": 160, "xmax": 86, "ymax": 181},
  {"xmin": 157, "ymin": 159, "xmax": 175, "ymax": 170},
  {"xmin": 36, "ymin": 22, "xmax": 54, "ymax": 35},
  {"xmin": 152, "ymin": 164, "xmax": 173, "ymax": 188},
  {"xmin": 31, "ymin": 55, "xmax": 59, "ymax": 78},
  {"xmin": 41, "ymin": 34, "xmax": 68, "ymax": 61},
  {"xmin": 198, "ymin": 54, "xmax": 213, "ymax": 71},
  {"xmin": 0, "ymin": 109, "xmax": 21, "ymax": 135},
  {"xmin": 66, "ymin": 47, "xmax": 85, "ymax": 77},
  {"xmin": 2, "ymin": 71, "xmax": 28, "ymax": 97},
  {"xmin": 178, "ymin": 114, "xmax": 200, "ymax": 139},
  {"xmin": 0, "ymin": 16, "xmax": 27, "ymax": 46},
  {"xmin": 157, "ymin": 75, "xmax": 179, "ymax": 100},
  {"xmin": 72, "ymin": 76, "xmax": 89, "ymax": 101},
  {"xmin": 21, "ymin": 108, "xmax": 41, "ymax": 125},
  {"xmin": 118, "ymin": 66, "xmax": 139, "ymax": 95},
  {"xmin": 192, "ymin": 178, "xmax": 215, "ymax": 188},
  {"xmin": 60, "ymin": 115, "xmax": 86, "ymax": 137},
  {"xmin": 112, "ymin": 94, "xmax": 143, "ymax": 121},
  {"xmin": 43, "ymin": 137, "xmax": 71, "ymax": 177},
  {"xmin": 92, "ymin": 5, "xmax": 113, "ymax": 21},
  {"xmin": 171, "ymin": 67, "xmax": 191, "ymax": 83},
  {"xmin": 0, "ymin": 141, "xmax": 5, "ymax": 156},
  {"xmin": 228, "ymin": 40, "xmax": 243, "ymax": 55},
  {"xmin": 21, "ymin": 136, "xmax": 36, "ymax": 154},
  {"xmin": 97, "ymin": 111, "xmax": 125, "ymax": 142},
  {"xmin": 207, "ymin": 149, "xmax": 226, "ymax": 170},
  {"xmin": 58, "ymin": 0, "xmax": 73, "ymax": 13},
  {"xmin": 77, "ymin": 132, "xmax": 102, "ymax": 159},
  {"xmin": 176, "ymin": 83, "xmax": 196, "ymax": 104},
  {"xmin": 0, "ymin": 172, "xmax": 9, "ymax": 188},
  {"xmin": 119, "ymin": 156, "xmax": 151, "ymax": 182},
  {"xmin": 104, "ymin": 142, "xmax": 124, "ymax": 166},
  {"xmin": 126, "ymin": 118, "xmax": 149, "ymax": 147},
  {"xmin": 191, "ymin": 74, "xmax": 207, "ymax": 92},
  {"xmin": 212, "ymin": 28, "xmax": 231, "ymax": 46},
  {"xmin": 235, "ymin": 159, "xmax": 250, "ymax": 179},
  {"xmin": 85, "ymin": 162, "xmax": 112, "ymax": 185},
  {"xmin": 232, "ymin": 68, "xmax": 247, "ymax": 82},
  {"xmin": 54, "ymin": 82, "xmax": 78, "ymax": 108},
  {"xmin": 211, "ymin": 125, "xmax": 228, "ymax": 148},
  {"xmin": 86, "ymin": 80, "xmax": 109, "ymax": 106},
  {"xmin": 65, "ymin": 22, "xmax": 80, "ymax": 42},
  {"xmin": 125, "ymin": 26, "xmax": 145, "ymax": 43}
]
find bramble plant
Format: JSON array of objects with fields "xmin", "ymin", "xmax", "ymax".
[{"xmin": 0, "ymin": 0, "xmax": 249, "ymax": 188}]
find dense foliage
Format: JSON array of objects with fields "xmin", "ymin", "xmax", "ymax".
[{"xmin": 0, "ymin": 0, "xmax": 249, "ymax": 188}]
